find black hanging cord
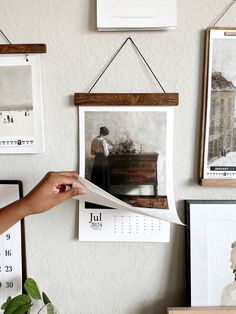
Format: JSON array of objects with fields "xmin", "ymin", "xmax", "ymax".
[
  {"xmin": 212, "ymin": 0, "xmax": 236, "ymax": 26},
  {"xmin": 88, "ymin": 37, "xmax": 166, "ymax": 93},
  {"xmin": 129, "ymin": 37, "xmax": 166, "ymax": 93},
  {"xmin": 88, "ymin": 37, "xmax": 130, "ymax": 93},
  {"xmin": 0, "ymin": 29, "xmax": 12, "ymax": 44},
  {"xmin": 0, "ymin": 29, "xmax": 29, "ymax": 62}
]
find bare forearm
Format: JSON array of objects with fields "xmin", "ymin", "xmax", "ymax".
[
  {"xmin": 0, "ymin": 172, "xmax": 85, "ymax": 234},
  {"xmin": 0, "ymin": 199, "xmax": 29, "ymax": 234}
]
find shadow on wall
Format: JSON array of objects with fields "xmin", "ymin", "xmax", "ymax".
[
  {"xmin": 191, "ymin": 29, "xmax": 206, "ymax": 186},
  {"xmin": 88, "ymin": 0, "xmax": 97, "ymax": 31},
  {"xmin": 135, "ymin": 291, "xmax": 183, "ymax": 314},
  {"xmin": 135, "ymin": 201, "xmax": 186, "ymax": 314}
]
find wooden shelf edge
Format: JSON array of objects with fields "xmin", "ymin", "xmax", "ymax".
[
  {"xmin": 0, "ymin": 44, "xmax": 47, "ymax": 54},
  {"xmin": 200, "ymin": 178, "xmax": 236, "ymax": 187},
  {"xmin": 207, "ymin": 26, "xmax": 236, "ymax": 31},
  {"xmin": 74, "ymin": 92, "xmax": 179, "ymax": 106}
]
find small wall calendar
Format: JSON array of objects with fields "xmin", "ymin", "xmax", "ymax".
[
  {"xmin": 79, "ymin": 208, "xmax": 170, "ymax": 242},
  {"xmin": 97, "ymin": 0, "xmax": 177, "ymax": 31},
  {"xmin": 0, "ymin": 181, "xmax": 25, "ymax": 312}
]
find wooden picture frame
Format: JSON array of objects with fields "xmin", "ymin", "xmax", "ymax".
[
  {"xmin": 199, "ymin": 27, "xmax": 236, "ymax": 186},
  {"xmin": 0, "ymin": 180, "xmax": 27, "ymax": 305},
  {"xmin": 168, "ymin": 307, "xmax": 236, "ymax": 314},
  {"xmin": 185, "ymin": 200, "xmax": 236, "ymax": 307}
]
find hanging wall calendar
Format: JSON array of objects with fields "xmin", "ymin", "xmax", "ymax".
[
  {"xmin": 74, "ymin": 38, "xmax": 181, "ymax": 242},
  {"xmin": 199, "ymin": 27, "xmax": 236, "ymax": 186},
  {"xmin": 74, "ymin": 92, "xmax": 180, "ymax": 242},
  {"xmin": 0, "ymin": 38, "xmax": 46, "ymax": 154},
  {"xmin": 0, "ymin": 180, "xmax": 26, "ymax": 313}
]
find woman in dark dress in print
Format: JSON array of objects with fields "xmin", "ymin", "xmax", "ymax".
[{"xmin": 90, "ymin": 126, "xmax": 112, "ymax": 192}]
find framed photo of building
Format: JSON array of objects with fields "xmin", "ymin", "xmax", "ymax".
[
  {"xmin": 0, "ymin": 54, "xmax": 44, "ymax": 154},
  {"xmin": 199, "ymin": 28, "xmax": 236, "ymax": 186},
  {"xmin": 185, "ymin": 200, "xmax": 236, "ymax": 307}
]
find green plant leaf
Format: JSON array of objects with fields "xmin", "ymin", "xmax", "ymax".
[
  {"xmin": 4, "ymin": 294, "xmax": 31, "ymax": 314},
  {"xmin": 42, "ymin": 292, "xmax": 51, "ymax": 305},
  {"xmin": 11, "ymin": 304, "xmax": 33, "ymax": 314},
  {"xmin": 24, "ymin": 278, "xmax": 41, "ymax": 300},
  {"xmin": 1, "ymin": 296, "xmax": 11, "ymax": 310},
  {"xmin": 11, "ymin": 303, "xmax": 32, "ymax": 314},
  {"xmin": 46, "ymin": 303, "xmax": 58, "ymax": 314}
]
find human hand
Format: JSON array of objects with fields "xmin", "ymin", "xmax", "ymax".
[{"xmin": 20, "ymin": 171, "xmax": 86, "ymax": 216}]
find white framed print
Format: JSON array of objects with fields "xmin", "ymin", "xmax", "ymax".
[{"xmin": 185, "ymin": 200, "xmax": 236, "ymax": 306}]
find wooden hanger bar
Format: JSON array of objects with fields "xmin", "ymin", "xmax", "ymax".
[
  {"xmin": 0, "ymin": 44, "xmax": 47, "ymax": 54},
  {"xmin": 74, "ymin": 93, "xmax": 179, "ymax": 106}
]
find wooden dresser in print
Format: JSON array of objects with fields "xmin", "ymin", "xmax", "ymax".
[{"xmin": 108, "ymin": 153, "xmax": 158, "ymax": 196}]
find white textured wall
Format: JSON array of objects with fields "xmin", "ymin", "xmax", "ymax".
[{"xmin": 0, "ymin": 1, "xmax": 236, "ymax": 313}]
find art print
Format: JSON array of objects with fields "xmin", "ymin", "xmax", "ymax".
[{"xmin": 80, "ymin": 107, "xmax": 168, "ymax": 209}]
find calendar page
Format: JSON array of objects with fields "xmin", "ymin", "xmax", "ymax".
[
  {"xmin": 76, "ymin": 105, "xmax": 182, "ymax": 242},
  {"xmin": 97, "ymin": 0, "xmax": 177, "ymax": 31},
  {"xmin": 0, "ymin": 182, "xmax": 24, "ymax": 312}
]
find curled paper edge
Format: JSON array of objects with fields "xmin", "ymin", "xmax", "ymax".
[{"xmin": 73, "ymin": 176, "xmax": 184, "ymax": 225}]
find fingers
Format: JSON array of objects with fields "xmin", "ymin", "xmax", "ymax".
[
  {"xmin": 56, "ymin": 175, "xmax": 80, "ymax": 186},
  {"xmin": 45, "ymin": 171, "xmax": 86, "ymax": 203},
  {"xmin": 57, "ymin": 187, "xmax": 86, "ymax": 202}
]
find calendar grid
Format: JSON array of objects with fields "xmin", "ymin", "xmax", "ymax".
[
  {"xmin": 85, "ymin": 210, "xmax": 170, "ymax": 242},
  {"xmin": 0, "ymin": 236, "xmax": 3, "ymax": 302}
]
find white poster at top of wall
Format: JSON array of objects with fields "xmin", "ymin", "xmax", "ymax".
[
  {"xmin": 97, "ymin": 0, "xmax": 177, "ymax": 31},
  {"xmin": 0, "ymin": 54, "xmax": 44, "ymax": 154}
]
